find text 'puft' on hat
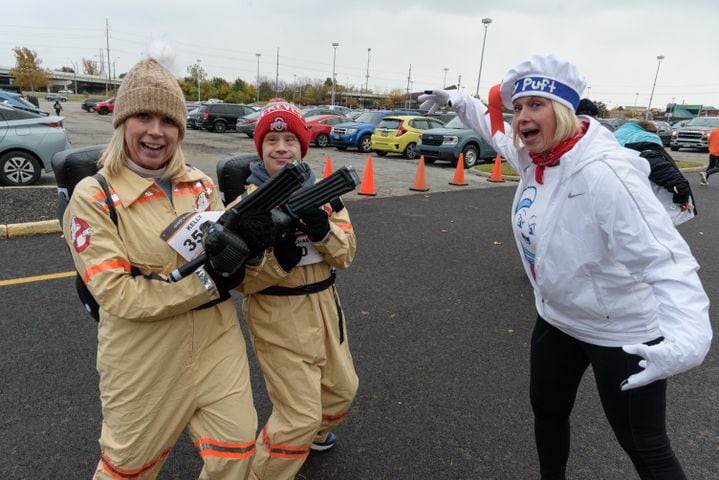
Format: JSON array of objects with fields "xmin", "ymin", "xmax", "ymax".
[
  {"xmin": 254, "ymin": 101, "xmax": 311, "ymax": 159},
  {"xmin": 499, "ymin": 54, "xmax": 586, "ymax": 111}
]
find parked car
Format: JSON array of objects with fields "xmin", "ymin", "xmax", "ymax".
[
  {"xmin": 94, "ymin": 97, "xmax": 116, "ymax": 115},
  {"xmin": 0, "ymin": 103, "xmax": 71, "ymax": 186},
  {"xmin": 186, "ymin": 106, "xmax": 204, "ymax": 130},
  {"xmin": 418, "ymin": 114, "xmax": 513, "ymax": 168},
  {"xmin": 0, "ymin": 90, "xmax": 44, "ymax": 115},
  {"xmin": 58, "ymin": 89, "xmax": 73, "ymax": 94},
  {"xmin": 651, "ymin": 120, "xmax": 672, "ymax": 147},
  {"xmin": 370, "ymin": 115, "xmax": 446, "ymax": 159},
  {"xmin": 302, "ymin": 105, "xmax": 353, "ymax": 118},
  {"xmin": 195, "ymin": 103, "xmax": 256, "ymax": 133},
  {"xmin": 45, "ymin": 93, "xmax": 68, "ymax": 102},
  {"xmin": 235, "ymin": 110, "xmax": 261, "ymax": 137},
  {"xmin": 81, "ymin": 98, "xmax": 102, "ymax": 112},
  {"xmin": 670, "ymin": 116, "xmax": 719, "ymax": 151},
  {"xmin": 330, "ymin": 109, "xmax": 420, "ymax": 153},
  {"xmin": 305, "ymin": 114, "xmax": 348, "ymax": 147}
]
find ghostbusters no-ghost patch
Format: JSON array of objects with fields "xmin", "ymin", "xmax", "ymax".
[{"xmin": 70, "ymin": 216, "xmax": 93, "ymax": 253}]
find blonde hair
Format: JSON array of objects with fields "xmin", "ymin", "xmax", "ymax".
[
  {"xmin": 98, "ymin": 123, "xmax": 186, "ymax": 180},
  {"xmin": 512, "ymin": 100, "xmax": 581, "ymax": 150}
]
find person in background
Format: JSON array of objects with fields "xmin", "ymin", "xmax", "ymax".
[
  {"xmin": 419, "ymin": 54, "xmax": 711, "ymax": 480},
  {"xmin": 613, "ymin": 119, "xmax": 696, "ymax": 222},
  {"xmin": 53, "ymin": 99, "xmax": 63, "ymax": 116},
  {"xmin": 62, "ymin": 46, "xmax": 268, "ymax": 479},
  {"xmin": 575, "ymin": 98, "xmax": 598, "ymax": 117},
  {"xmin": 237, "ymin": 100, "xmax": 359, "ymax": 480},
  {"xmin": 700, "ymin": 125, "xmax": 719, "ymax": 185}
]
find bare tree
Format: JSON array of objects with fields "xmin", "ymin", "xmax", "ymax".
[{"xmin": 82, "ymin": 58, "xmax": 101, "ymax": 76}]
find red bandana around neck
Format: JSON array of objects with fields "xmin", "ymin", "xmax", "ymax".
[{"xmin": 528, "ymin": 120, "xmax": 589, "ymax": 184}]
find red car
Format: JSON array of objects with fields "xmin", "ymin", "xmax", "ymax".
[
  {"xmin": 94, "ymin": 97, "xmax": 115, "ymax": 116},
  {"xmin": 305, "ymin": 114, "xmax": 348, "ymax": 148}
]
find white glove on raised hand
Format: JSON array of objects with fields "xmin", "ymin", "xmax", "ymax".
[
  {"xmin": 418, "ymin": 89, "xmax": 462, "ymax": 114},
  {"xmin": 621, "ymin": 340, "xmax": 699, "ymax": 390}
]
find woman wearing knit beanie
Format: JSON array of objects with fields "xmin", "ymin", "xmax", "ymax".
[
  {"xmin": 62, "ymin": 44, "xmax": 263, "ymax": 479},
  {"xmin": 420, "ymin": 54, "xmax": 710, "ymax": 479},
  {"xmin": 236, "ymin": 100, "xmax": 359, "ymax": 480}
]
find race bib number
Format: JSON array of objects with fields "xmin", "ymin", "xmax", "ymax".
[
  {"xmin": 161, "ymin": 210, "xmax": 223, "ymax": 261},
  {"xmin": 296, "ymin": 233, "xmax": 324, "ymax": 266}
]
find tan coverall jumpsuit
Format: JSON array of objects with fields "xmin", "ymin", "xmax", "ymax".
[
  {"xmin": 63, "ymin": 165, "xmax": 257, "ymax": 479},
  {"xmin": 239, "ymin": 183, "xmax": 359, "ymax": 480}
]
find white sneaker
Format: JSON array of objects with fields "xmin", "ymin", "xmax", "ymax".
[{"xmin": 700, "ymin": 171, "xmax": 708, "ymax": 185}]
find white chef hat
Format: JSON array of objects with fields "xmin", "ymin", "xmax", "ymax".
[{"xmin": 499, "ymin": 54, "xmax": 586, "ymax": 111}]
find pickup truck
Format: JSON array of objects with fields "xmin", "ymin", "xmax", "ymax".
[
  {"xmin": 670, "ymin": 116, "xmax": 719, "ymax": 151},
  {"xmin": 330, "ymin": 109, "xmax": 419, "ymax": 153},
  {"xmin": 94, "ymin": 97, "xmax": 116, "ymax": 115}
]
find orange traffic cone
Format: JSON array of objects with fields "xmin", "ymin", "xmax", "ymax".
[
  {"xmin": 487, "ymin": 154, "xmax": 506, "ymax": 183},
  {"xmin": 358, "ymin": 155, "xmax": 377, "ymax": 196},
  {"xmin": 449, "ymin": 153, "xmax": 468, "ymax": 186},
  {"xmin": 323, "ymin": 156, "xmax": 333, "ymax": 178},
  {"xmin": 409, "ymin": 155, "xmax": 430, "ymax": 192}
]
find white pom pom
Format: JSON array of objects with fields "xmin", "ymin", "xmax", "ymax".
[{"xmin": 145, "ymin": 40, "xmax": 179, "ymax": 76}]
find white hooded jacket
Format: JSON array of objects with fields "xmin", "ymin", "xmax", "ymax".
[{"xmin": 448, "ymin": 92, "xmax": 710, "ymax": 363}]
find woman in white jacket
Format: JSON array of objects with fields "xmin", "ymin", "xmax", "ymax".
[{"xmin": 419, "ymin": 55, "xmax": 711, "ymax": 480}]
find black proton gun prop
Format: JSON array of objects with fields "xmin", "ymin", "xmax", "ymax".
[
  {"xmin": 168, "ymin": 165, "xmax": 360, "ymax": 282},
  {"xmin": 168, "ymin": 161, "xmax": 311, "ymax": 282}
]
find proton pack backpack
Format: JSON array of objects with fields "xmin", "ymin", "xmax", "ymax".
[{"xmin": 52, "ymin": 145, "xmax": 116, "ymax": 321}]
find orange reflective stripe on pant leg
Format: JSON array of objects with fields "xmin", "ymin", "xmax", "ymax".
[
  {"xmin": 100, "ymin": 447, "xmax": 171, "ymax": 480},
  {"xmin": 259, "ymin": 425, "xmax": 311, "ymax": 460},
  {"xmin": 322, "ymin": 410, "xmax": 348, "ymax": 424},
  {"xmin": 194, "ymin": 437, "xmax": 256, "ymax": 460}
]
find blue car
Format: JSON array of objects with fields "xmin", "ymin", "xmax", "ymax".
[
  {"xmin": 330, "ymin": 109, "xmax": 419, "ymax": 153},
  {"xmin": 0, "ymin": 90, "xmax": 44, "ymax": 115}
]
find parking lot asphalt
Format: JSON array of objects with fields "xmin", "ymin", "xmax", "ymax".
[{"xmin": 1, "ymin": 185, "xmax": 718, "ymax": 479}]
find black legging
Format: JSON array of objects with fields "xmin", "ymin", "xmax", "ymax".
[
  {"xmin": 705, "ymin": 154, "xmax": 719, "ymax": 179},
  {"xmin": 529, "ymin": 316, "xmax": 685, "ymax": 480}
]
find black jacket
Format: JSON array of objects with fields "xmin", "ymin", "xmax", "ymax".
[{"xmin": 625, "ymin": 141, "xmax": 696, "ymax": 214}]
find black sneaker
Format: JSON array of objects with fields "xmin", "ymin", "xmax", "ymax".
[{"xmin": 311, "ymin": 432, "xmax": 336, "ymax": 452}]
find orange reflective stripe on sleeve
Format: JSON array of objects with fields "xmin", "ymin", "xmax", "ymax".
[
  {"xmin": 100, "ymin": 447, "xmax": 171, "ymax": 480},
  {"xmin": 92, "ymin": 190, "xmax": 120, "ymax": 213},
  {"xmin": 259, "ymin": 425, "xmax": 310, "ymax": 460},
  {"xmin": 194, "ymin": 437, "xmax": 256, "ymax": 460},
  {"xmin": 337, "ymin": 223, "xmax": 352, "ymax": 231},
  {"xmin": 82, "ymin": 259, "xmax": 132, "ymax": 284}
]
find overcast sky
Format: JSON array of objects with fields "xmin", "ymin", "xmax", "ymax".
[{"xmin": 2, "ymin": 0, "xmax": 717, "ymax": 109}]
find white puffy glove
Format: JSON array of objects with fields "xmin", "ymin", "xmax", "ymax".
[
  {"xmin": 621, "ymin": 340, "xmax": 699, "ymax": 391},
  {"xmin": 418, "ymin": 89, "xmax": 462, "ymax": 114}
]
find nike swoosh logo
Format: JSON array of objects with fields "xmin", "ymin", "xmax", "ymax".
[{"xmin": 568, "ymin": 192, "xmax": 585, "ymax": 198}]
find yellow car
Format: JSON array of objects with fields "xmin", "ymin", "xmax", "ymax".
[{"xmin": 370, "ymin": 115, "xmax": 446, "ymax": 159}]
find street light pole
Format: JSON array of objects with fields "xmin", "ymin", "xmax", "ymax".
[
  {"xmin": 443, "ymin": 68, "xmax": 448, "ymax": 88},
  {"xmin": 293, "ymin": 74, "xmax": 297, "ymax": 104},
  {"xmin": 475, "ymin": 18, "xmax": 492, "ymax": 97},
  {"xmin": 363, "ymin": 47, "xmax": 371, "ymax": 108},
  {"xmin": 634, "ymin": 92, "xmax": 639, "ymax": 107},
  {"xmin": 255, "ymin": 53, "xmax": 261, "ymax": 103},
  {"xmin": 646, "ymin": 55, "xmax": 664, "ymax": 120},
  {"xmin": 68, "ymin": 58, "xmax": 78, "ymax": 94},
  {"xmin": 196, "ymin": 59, "xmax": 201, "ymax": 102},
  {"xmin": 331, "ymin": 42, "xmax": 339, "ymax": 106}
]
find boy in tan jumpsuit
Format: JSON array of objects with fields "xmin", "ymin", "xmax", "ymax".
[{"xmin": 238, "ymin": 101, "xmax": 359, "ymax": 480}]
